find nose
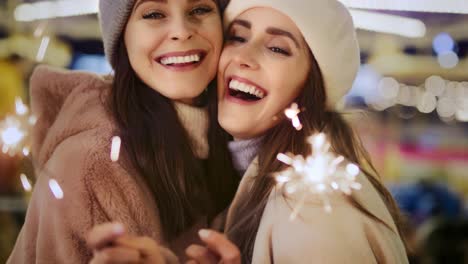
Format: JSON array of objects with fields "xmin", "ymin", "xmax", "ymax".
[
  {"xmin": 169, "ymin": 16, "xmax": 194, "ymax": 41},
  {"xmin": 233, "ymin": 44, "xmax": 260, "ymax": 70}
]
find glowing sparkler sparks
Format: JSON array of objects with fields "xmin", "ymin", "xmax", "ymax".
[
  {"xmin": 20, "ymin": 173, "xmax": 33, "ymax": 192},
  {"xmin": 0, "ymin": 97, "xmax": 36, "ymax": 156},
  {"xmin": 48, "ymin": 179, "xmax": 64, "ymax": 199},
  {"xmin": 275, "ymin": 133, "xmax": 362, "ymax": 220},
  {"xmin": 284, "ymin": 103, "xmax": 303, "ymax": 130},
  {"xmin": 110, "ymin": 136, "xmax": 121, "ymax": 162}
]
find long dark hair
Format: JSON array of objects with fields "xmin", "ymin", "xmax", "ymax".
[
  {"xmin": 226, "ymin": 52, "xmax": 407, "ymax": 263},
  {"xmin": 109, "ymin": 0, "xmax": 238, "ymax": 241}
]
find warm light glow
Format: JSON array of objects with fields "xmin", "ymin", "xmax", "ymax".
[
  {"xmin": 340, "ymin": 0, "xmax": 468, "ymax": 14},
  {"xmin": 349, "ymin": 10, "xmax": 426, "ymax": 38}
]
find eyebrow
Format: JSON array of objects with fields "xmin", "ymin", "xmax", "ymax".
[
  {"xmin": 230, "ymin": 19, "xmax": 251, "ymax": 29},
  {"xmin": 266, "ymin": 27, "xmax": 300, "ymax": 48},
  {"xmin": 134, "ymin": 0, "xmax": 206, "ymax": 11},
  {"xmin": 230, "ymin": 19, "xmax": 300, "ymax": 48}
]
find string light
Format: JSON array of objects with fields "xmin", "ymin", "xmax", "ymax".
[
  {"xmin": 275, "ymin": 133, "xmax": 361, "ymax": 219},
  {"xmin": 365, "ymin": 76, "xmax": 468, "ymax": 122},
  {"xmin": 425, "ymin": 76, "xmax": 446, "ymax": 96},
  {"xmin": 417, "ymin": 92, "xmax": 437, "ymax": 114},
  {"xmin": 436, "ymin": 97, "xmax": 457, "ymax": 118},
  {"xmin": 378, "ymin": 77, "xmax": 399, "ymax": 99}
]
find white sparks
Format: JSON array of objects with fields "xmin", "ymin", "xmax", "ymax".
[
  {"xmin": 23, "ymin": 147, "xmax": 30, "ymax": 156},
  {"xmin": 49, "ymin": 179, "xmax": 64, "ymax": 199},
  {"xmin": 284, "ymin": 103, "xmax": 303, "ymax": 130},
  {"xmin": 15, "ymin": 97, "xmax": 29, "ymax": 115},
  {"xmin": 0, "ymin": 97, "xmax": 36, "ymax": 156},
  {"xmin": 20, "ymin": 174, "xmax": 32, "ymax": 192},
  {"xmin": 36, "ymin": 36, "xmax": 50, "ymax": 62},
  {"xmin": 1, "ymin": 125, "xmax": 25, "ymax": 147},
  {"xmin": 275, "ymin": 133, "xmax": 362, "ymax": 218},
  {"xmin": 110, "ymin": 136, "xmax": 121, "ymax": 162},
  {"xmin": 34, "ymin": 21, "xmax": 48, "ymax": 38}
]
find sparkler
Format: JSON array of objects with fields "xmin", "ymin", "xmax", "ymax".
[
  {"xmin": 284, "ymin": 103, "xmax": 303, "ymax": 130},
  {"xmin": 0, "ymin": 98, "xmax": 66, "ymax": 200},
  {"xmin": 0, "ymin": 97, "xmax": 36, "ymax": 157},
  {"xmin": 275, "ymin": 133, "xmax": 362, "ymax": 220}
]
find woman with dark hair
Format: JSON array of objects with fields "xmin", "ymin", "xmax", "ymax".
[
  {"xmin": 88, "ymin": 0, "xmax": 409, "ymax": 263},
  {"xmin": 7, "ymin": 0, "xmax": 238, "ymax": 263}
]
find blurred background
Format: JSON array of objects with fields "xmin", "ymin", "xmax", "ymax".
[{"xmin": 0, "ymin": 0, "xmax": 467, "ymax": 263}]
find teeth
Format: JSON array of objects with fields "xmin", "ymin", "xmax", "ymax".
[
  {"xmin": 160, "ymin": 54, "xmax": 201, "ymax": 65},
  {"xmin": 229, "ymin": 79, "xmax": 265, "ymax": 99}
]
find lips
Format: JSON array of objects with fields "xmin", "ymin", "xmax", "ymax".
[
  {"xmin": 155, "ymin": 50, "xmax": 206, "ymax": 69},
  {"xmin": 226, "ymin": 76, "xmax": 268, "ymax": 102}
]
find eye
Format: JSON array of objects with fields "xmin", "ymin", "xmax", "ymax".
[
  {"xmin": 227, "ymin": 35, "xmax": 246, "ymax": 43},
  {"xmin": 142, "ymin": 11, "xmax": 165, "ymax": 19},
  {"xmin": 269, "ymin": 47, "xmax": 290, "ymax": 56},
  {"xmin": 190, "ymin": 6, "xmax": 214, "ymax": 16}
]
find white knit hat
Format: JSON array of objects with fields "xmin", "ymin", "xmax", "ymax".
[{"xmin": 223, "ymin": 0, "xmax": 360, "ymax": 109}]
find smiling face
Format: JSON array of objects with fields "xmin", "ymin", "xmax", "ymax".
[
  {"xmin": 217, "ymin": 7, "xmax": 311, "ymax": 139},
  {"xmin": 124, "ymin": 0, "xmax": 223, "ymax": 104}
]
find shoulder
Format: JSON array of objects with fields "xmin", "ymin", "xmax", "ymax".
[
  {"xmin": 30, "ymin": 65, "xmax": 112, "ymax": 112},
  {"xmin": 262, "ymin": 180, "xmax": 407, "ymax": 263},
  {"xmin": 30, "ymin": 65, "xmax": 115, "ymax": 166}
]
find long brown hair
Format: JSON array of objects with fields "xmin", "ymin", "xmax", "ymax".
[
  {"xmin": 226, "ymin": 52, "xmax": 407, "ymax": 263},
  {"xmin": 110, "ymin": 0, "xmax": 238, "ymax": 241}
]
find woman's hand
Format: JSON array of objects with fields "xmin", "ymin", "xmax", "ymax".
[
  {"xmin": 185, "ymin": 229, "xmax": 241, "ymax": 264},
  {"xmin": 87, "ymin": 222, "xmax": 165, "ymax": 263}
]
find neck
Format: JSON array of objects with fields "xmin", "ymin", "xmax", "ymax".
[
  {"xmin": 173, "ymin": 101, "xmax": 209, "ymax": 159},
  {"xmin": 228, "ymin": 136, "xmax": 264, "ymax": 175}
]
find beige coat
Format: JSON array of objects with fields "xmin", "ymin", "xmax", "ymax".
[
  {"xmin": 8, "ymin": 65, "xmax": 210, "ymax": 264},
  {"xmin": 225, "ymin": 158, "xmax": 409, "ymax": 264}
]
